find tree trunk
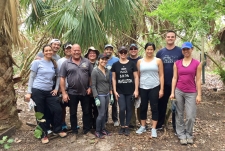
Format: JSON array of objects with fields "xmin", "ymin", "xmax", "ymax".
[{"xmin": 0, "ymin": 34, "xmax": 21, "ymax": 132}]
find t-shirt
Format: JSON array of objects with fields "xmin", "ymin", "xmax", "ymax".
[
  {"xmin": 57, "ymin": 57, "xmax": 68, "ymax": 88},
  {"xmin": 106, "ymin": 56, "xmax": 119, "ymax": 80},
  {"xmin": 111, "ymin": 61, "xmax": 137, "ymax": 94},
  {"xmin": 175, "ymin": 59, "xmax": 200, "ymax": 93},
  {"xmin": 59, "ymin": 57, "xmax": 93, "ymax": 95},
  {"xmin": 127, "ymin": 56, "xmax": 142, "ymax": 65},
  {"xmin": 37, "ymin": 51, "xmax": 61, "ymax": 61},
  {"xmin": 156, "ymin": 46, "xmax": 184, "ymax": 85},
  {"xmin": 31, "ymin": 59, "xmax": 58, "ymax": 91}
]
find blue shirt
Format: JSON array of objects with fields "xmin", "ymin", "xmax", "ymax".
[
  {"xmin": 31, "ymin": 59, "xmax": 58, "ymax": 91},
  {"xmin": 156, "ymin": 46, "xmax": 184, "ymax": 85},
  {"xmin": 106, "ymin": 56, "xmax": 119, "ymax": 80}
]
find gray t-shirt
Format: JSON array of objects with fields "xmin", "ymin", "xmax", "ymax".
[
  {"xmin": 59, "ymin": 57, "xmax": 93, "ymax": 95},
  {"xmin": 37, "ymin": 51, "xmax": 61, "ymax": 61},
  {"xmin": 31, "ymin": 59, "xmax": 58, "ymax": 91},
  {"xmin": 57, "ymin": 57, "xmax": 68, "ymax": 88}
]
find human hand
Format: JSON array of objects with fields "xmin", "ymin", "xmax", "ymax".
[
  {"xmin": 196, "ymin": 95, "xmax": 201, "ymax": 105},
  {"xmin": 25, "ymin": 94, "xmax": 31, "ymax": 102},
  {"xmin": 169, "ymin": 93, "xmax": 175, "ymax": 100},
  {"xmin": 86, "ymin": 88, "xmax": 91, "ymax": 95},
  {"xmin": 159, "ymin": 90, "xmax": 164, "ymax": 98},
  {"xmin": 114, "ymin": 92, "xmax": 120, "ymax": 101},
  {"xmin": 51, "ymin": 89, "xmax": 58, "ymax": 96},
  {"xmin": 133, "ymin": 90, "xmax": 138, "ymax": 98},
  {"xmin": 95, "ymin": 97, "xmax": 100, "ymax": 107},
  {"xmin": 62, "ymin": 93, "xmax": 70, "ymax": 103}
]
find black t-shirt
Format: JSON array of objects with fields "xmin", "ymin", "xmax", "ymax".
[{"xmin": 111, "ymin": 61, "xmax": 138, "ymax": 94}]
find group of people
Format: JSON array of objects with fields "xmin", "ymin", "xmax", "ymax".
[{"xmin": 25, "ymin": 30, "xmax": 202, "ymax": 145}]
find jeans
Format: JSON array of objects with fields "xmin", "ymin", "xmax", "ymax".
[
  {"xmin": 68, "ymin": 94, "xmax": 90, "ymax": 134},
  {"xmin": 31, "ymin": 88, "xmax": 62, "ymax": 136}
]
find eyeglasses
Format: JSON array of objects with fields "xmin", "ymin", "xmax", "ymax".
[
  {"xmin": 119, "ymin": 51, "xmax": 128, "ymax": 54},
  {"xmin": 130, "ymin": 48, "xmax": 138, "ymax": 50}
]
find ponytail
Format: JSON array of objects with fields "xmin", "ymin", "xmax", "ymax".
[{"xmin": 50, "ymin": 58, "xmax": 57, "ymax": 69}]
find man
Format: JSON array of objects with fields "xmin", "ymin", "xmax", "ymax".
[
  {"xmin": 36, "ymin": 39, "xmax": 61, "ymax": 61},
  {"xmin": 59, "ymin": 44, "xmax": 94, "ymax": 138},
  {"xmin": 104, "ymin": 44, "xmax": 119, "ymax": 126},
  {"xmin": 156, "ymin": 30, "xmax": 184, "ymax": 133},
  {"xmin": 127, "ymin": 43, "xmax": 142, "ymax": 128},
  {"xmin": 84, "ymin": 46, "xmax": 100, "ymax": 129}
]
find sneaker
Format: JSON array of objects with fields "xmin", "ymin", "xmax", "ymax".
[
  {"xmin": 114, "ymin": 121, "xmax": 119, "ymax": 126},
  {"xmin": 95, "ymin": 131, "xmax": 105, "ymax": 139},
  {"xmin": 58, "ymin": 131, "xmax": 67, "ymax": 138},
  {"xmin": 136, "ymin": 126, "xmax": 146, "ymax": 134},
  {"xmin": 124, "ymin": 127, "xmax": 130, "ymax": 136},
  {"xmin": 41, "ymin": 136, "xmax": 49, "ymax": 144},
  {"xmin": 180, "ymin": 139, "xmax": 187, "ymax": 145},
  {"xmin": 187, "ymin": 138, "xmax": 194, "ymax": 144},
  {"xmin": 62, "ymin": 123, "xmax": 68, "ymax": 132},
  {"xmin": 151, "ymin": 128, "xmax": 157, "ymax": 138},
  {"xmin": 47, "ymin": 130, "xmax": 53, "ymax": 135},
  {"xmin": 101, "ymin": 129, "xmax": 112, "ymax": 136},
  {"xmin": 118, "ymin": 128, "xmax": 125, "ymax": 135}
]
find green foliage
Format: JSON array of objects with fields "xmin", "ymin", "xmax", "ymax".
[
  {"xmin": 0, "ymin": 136, "xmax": 14, "ymax": 150},
  {"xmin": 34, "ymin": 129, "xmax": 42, "ymax": 139},
  {"xmin": 33, "ymin": 112, "xmax": 45, "ymax": 139},
  {"xmin": 214, "ymin": 67, "xmax": 225, "ymax": 84},
  {"xmin": 35, "ymin": 112, "xmax": 44, "ymax": 120}
]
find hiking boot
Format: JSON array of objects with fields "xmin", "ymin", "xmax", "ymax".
[
  {"xmin": 58, "ymin": 131, "xmax": 67, "ymax": 138},
  {"xmin": 187, "ymin": 138, "xmax": 194, "ymax": 144},
  {"xmin": 95, "ymin": 131, "xmax": 105, "ymax": 139},
  {"xmin": 151, "ymin": 128, "xmax": 157, "ymax": 138},
  {"xmin": 124, "ymin": 127, "xmax": 130, "ymax": 136},
  {"xmin": 118, "ymin": 128, "xmax": 125, "ymax": 135},
  {"xmin": 101, "ymin": 129, "xmax": 112, "ymax": 136},
  {"xmin": 180, "ymin": 139, "xmax": 187, "ymax": 145},
  {"xmin": 114, "ymin": 121, "xmax": 119, "ymax": 126},
  {"xmin": 41, "ymin": 136, "xmax": 49, "ymax": 144},
  {"xmin": 136, "ymin": 126, "xmax": 146, "ymax": 134}
]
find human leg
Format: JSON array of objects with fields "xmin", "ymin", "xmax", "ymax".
[
  {"xmin": 124, "ymin": 94, "xmax": 133, "ymax": 127},
  {"xmin": 118, "ymin": 94, "xmax": 126, "ymax": 126},
  {"xmin": 112, "ymin": 94, "xmax": 119, "ymax": 125},
  {"xmin": 130, "ymin": 104, "xmax": 136, "ymax": 127},
  {"xmin": 68, "ymin": 94, "xmax": 79, "ymax": 133}
]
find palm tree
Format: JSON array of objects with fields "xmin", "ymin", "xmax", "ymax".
[{"xmin": 0, "ymin": 0, "xmax": 23, "ymax": 131}]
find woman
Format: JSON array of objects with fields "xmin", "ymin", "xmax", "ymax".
[
  {"xmin": 170, "ymin": 42, "xmax": 202, "ymax": 145},
  {"xmin": 136, "ymin": 42, "xmax": 164, "ymax": 138},
  {"xmin": 111, "ymin": 46, "xmax": 139, "ymax": 136},
  {"xmin": 25, "ymin": 45, "xmax": 67, "ymax": 144},
  {"xmin": 91, "ymin": 53, "xmax": 113, "ymax": 138}
]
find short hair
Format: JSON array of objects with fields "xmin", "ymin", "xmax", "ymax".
[
  {"xmin": 166, "ymin": 30, "xmax": 177, "ymax": 38},
  {"xmin": 144, "ymin": 42, "xmax": 156, "ymax": 50}
]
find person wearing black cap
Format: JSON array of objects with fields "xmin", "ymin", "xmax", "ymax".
[
  {"xmin": 128, "ymin": 43, "xmax": 142, "ymax": 128},
  {"xmin": 111, "ymin": 46, "xmax": 139, "ymax": 136},
  {"xmin": 91, "ymin": 53, "xmax": 113, "ymax": 138},
  {"xmin": 104, "ymin": 44, "xmax": 120, "ymax": 126},
  {"xmin": 85, "ymin": 46, "xmax": 100, "ymax": 129}
]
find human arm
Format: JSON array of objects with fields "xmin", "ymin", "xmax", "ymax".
[
  {"xmin": 136, "ymin": 59, "xmax": 141, "ymax": 78},
  {"xmin": 133, "ymin": 71, "xmax": 139, "ymax": 98},
  {"xmin": 196, "ymin": 63, "xmax": 202, "ymax": 104},
  {"xmin": 87, "ymin": 61, "xmax": 93, "ymax": 95},
  {"xmin": 170, "ymin": 63, "xmax": 178, "ymax": 100},
  {"xmin": 60, "ymin": 77, "xmax": 70, "ymax": 103},
  {"xmin": 51, "ymin": 76, "xmax": 59, "ymax": 96},
  {"xmin": 91, "ymin": 70, "xmax": 98, "ymax": 98},
  {"xmin": 112, "ymin": 72, "xmax": 119, "ymax": 101},
  {"xmin": 25, "ymin": 71, "xmax": 36, "ymax": 102},
  {"xmin": 158, "ymin": 59, "xmax": 164, "ymax": 98}
]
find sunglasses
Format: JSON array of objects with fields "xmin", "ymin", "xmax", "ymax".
[
  {"xmin": 119, "ymin": 51, "xmax": 128, "ymax": 54},
  {"xmin": 130, "ymin": 48, "xmax": 137, "ymax": 50}
]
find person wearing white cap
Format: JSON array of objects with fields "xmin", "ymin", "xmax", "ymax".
[
  {"xmin": 104, "ymin": 44, "xmax": 120, "ymax": 126},
  {"xmin": 170, "ymin": 42, "xmax": 202, "ymax": 145},
  {"xmin": 36, "ymin": 39, "xmax": 61, "ymax": 61}
]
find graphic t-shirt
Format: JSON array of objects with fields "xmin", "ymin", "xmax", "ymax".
[
  {"xmin": 156, "ymin": 46, "xmax": 183, "ymax": 85},
  {"xmin": 111, "ymin": 61, "xmax": 137, "ymax": 94},
  {"xmin": 31, "ymin": 59, "xmax": 57, "ymax": 91}
]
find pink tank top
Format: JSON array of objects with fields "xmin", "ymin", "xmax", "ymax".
[{"xmin": 175, "ymin": 59, "xmax": 200, "ymax": 93}]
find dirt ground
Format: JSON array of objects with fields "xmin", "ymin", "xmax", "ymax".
[{"xmin": 2, "ymin": 74, "xmax": 225, "ymax": 151}]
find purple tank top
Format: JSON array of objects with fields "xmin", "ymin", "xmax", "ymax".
[{"xmin": 175, "ymin": 59, "xmax": 200, "ymax": 93}]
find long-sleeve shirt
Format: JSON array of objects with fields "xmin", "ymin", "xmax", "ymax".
[{"xmin": 91, "ymin": 67, "xmax": 112, "ymax": 98}]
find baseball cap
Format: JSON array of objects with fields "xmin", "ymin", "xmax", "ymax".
[
  {"xmin": 104, "ymin": 44, "xmax": 113, "ymax": 49},
  {"xmin": 118, "ymin": 46, "xmax": 128, "ymax": 52},
  {"xmin": 181, "ymin": 42, "xmax": 193, "ymax": 49},
  {"xmin": 84, "ymin": 46, "xmax": 100, "ymax": 58},
  {"xmin": 98, "ymin": 53, "xmax": 109, "ymax": 60},
  {"xmin": 63, "ymin": 43, "xmax": 72, "ymax": 50},
  {"xmin": 130, "ymin": 43, "xmax": 138, "ymax": 49},
  {"xmin": 49, "ymin": 39, "xmax": 61, "ymax": 45}
]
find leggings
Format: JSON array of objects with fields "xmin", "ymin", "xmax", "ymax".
[
  {"xmin": 118, "ymin": 94, "xmax": 132, "ymax": 126},
  {"xmin": 139, "ymin": 85, "xmax": 159, "ymax": 121},
  {"xmin": 96, "ymin": 95, "xmax": 109, "ymax": 132}
]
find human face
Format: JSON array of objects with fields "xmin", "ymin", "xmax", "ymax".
[
  {"xmin": 182, "ymin": 48, "xmax": 193, "ymax": 58},
  {"xmin": 51, "ymin": 42, "xmax": 61, "ymax": 52},
  {"xmin": 119, "ymin": 50, "xmax": 128, "ymax": 59},
  {"xmin": 64, "ymin": 47, "xmax": 71, "ymax": 57},
  {"xmin": 165, "ymin": 32, "xmax": 176, "ymax": 46},
  {"xmin": 129, "ymin": 47, "xmax": 138, "ymax": 57},
  {"xmin": 145, "ymin": 45, "xmax": 154, "ymax": 57},
  {"xmin": 71, "ymin": 44, "xmax": 81, "ymax": 59},
  {"xmin": 104, "ymin": 47, "xmax": 113, "ymax": 57},
  {"xmin": 43, "ymin": 46, "xmax": 53, "ymax": 59},
  {"xmin": 88, "ymin": 50, "xmax": 97, "ymax": 61},
  {"xmin": 99, "ymin": 58, "xmax": 108, "ymax": 67}
]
